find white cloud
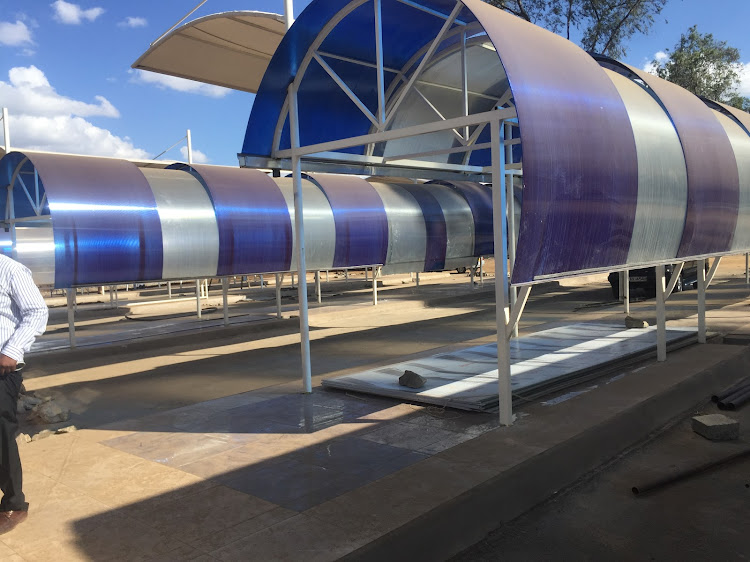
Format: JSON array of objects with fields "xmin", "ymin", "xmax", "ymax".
[
  {"xmin": 118, "ymin": 16, "xmax": 147, "ymax": 28},
  {"xmin": 0, "ymin": 66, "xmax": 148, "ymax": 159},
  {"xmin": 180, "ymin": 146, "xmax": 209, "ymax": 164},
  {"xmin": 51, "ymin": 0, "xmax": 104, "ymax": 25},
  {"xmin": 0, "ymin": 20, "xmax": 33, "ymax": 46},
  {"xmin": 130, "ymin": 70, "xmax": 231, "ymax": 98},
  {"xmin": 1, "ymin": 66, "xmax": 119, "ymax": 118}
]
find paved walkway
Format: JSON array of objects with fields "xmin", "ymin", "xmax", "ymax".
[{"xmin": 3, "ymin": 258, "xmax": 750, "ymax": 560}]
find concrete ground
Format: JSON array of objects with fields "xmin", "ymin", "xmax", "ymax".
[{"xmin": 2, "ymin": 257, "xmax": 750, "ymax": 560}]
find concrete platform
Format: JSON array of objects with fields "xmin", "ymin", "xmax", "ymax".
[{"xmin": 5, "ymin": 258, "xmax": 750, "ymax": 560}]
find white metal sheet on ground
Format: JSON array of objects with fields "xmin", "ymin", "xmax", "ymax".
[{"xmin": 322, "ymin": 323, "xmax": 697, "ymax": 411}]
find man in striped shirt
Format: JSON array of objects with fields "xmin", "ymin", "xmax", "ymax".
[{"xmin": 0, "ymin": 254, "xmax": 48, "ymax": 534}]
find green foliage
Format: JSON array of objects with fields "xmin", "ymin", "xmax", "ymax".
[
  {"xmin": 486, "ymin": 0, "xmax": 667, "ymax": 58},
  {"xmin": 651, "ymin": 26, "xmax": 749, "ymax": 108}
]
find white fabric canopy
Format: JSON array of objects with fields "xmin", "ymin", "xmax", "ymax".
[{"xmin": 132, "ymin": 11, "xmax": 285, "ymax": 94}]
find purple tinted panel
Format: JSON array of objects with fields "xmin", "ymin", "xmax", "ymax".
[
  {"xmin": 628, "ymin": 67, "xmax": 739, "ymax": 257},
  {"xmin": 182, "ymin": 165, "xmax": 292, "ymax": 275},
  {"xmin": 718, "ymin": 102, "xmax": 750, "ymax": 136},
  {"xmin": 25, "ymin": 153, "xmax": 163, "ymax": 287},
  {"xmin": 429, "ymin": 180, "xmax": 493, "ymax": 256},
  {"xmin": 308, "ymin": 174, "xmax": 388, "ymax": 267},
  {"xmin": 463, "ymin": 0, "xmax": 638, "ymax": 284},
  {"xmin": 399, "ymin": 184, "xmax": 446, "ymax": 271}
]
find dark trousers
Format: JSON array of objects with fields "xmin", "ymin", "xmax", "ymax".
[{"xmin": 0, "ymin": 370, "xmax": 26, "ymax": 511}]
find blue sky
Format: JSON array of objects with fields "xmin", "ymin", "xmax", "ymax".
[{"xmin": 1, "ymin": 0, "xmax": 749, "ymax": 166}]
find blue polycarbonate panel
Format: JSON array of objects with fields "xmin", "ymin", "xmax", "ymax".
[
  {"xmin": 713, "ymin": 110, "xmax": 750, "ymax": 252},
  {"xmin": 174, "ymin": 164, "xmax": 292, "ymax": 275},
  {"xmin": 626, "ymin": 65, "xmax": 739, "ymax": 258},
  {"xmin": 398, "ymin": 183, "xmax": 447, "ymax": 271},
  {"xmin": 430, "ymin": 180, "xmax": 493, "ymax": 256},
  {"xmin": 242, "ymin": 0, "xmax": 478, "ymax": 158},
  {"xmin": 308, "ymin": 173, "xmax": 388, "ymax": 267},
  {"xmin": 12, "ymin": 152, "xmax": 163, "ymax": 287},
  {"xmin": 603, "ymin": 69, "xmax": 687, "ymax": 264},
  {"xmin": 1, "ymin": 153, "xmax": 45, "ymax": 221},
  {"xmin": 463, "ymin": 0, "xmax": 639, "ymax": 284}
]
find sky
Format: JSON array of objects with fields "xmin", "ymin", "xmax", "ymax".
[{"xmin": 1, "ymin": 0, "xmax": 749, "ymax": 166}]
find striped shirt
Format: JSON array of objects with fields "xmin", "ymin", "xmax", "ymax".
[{"xmin": 0, "ymin": 255, "xmax": 48, "ymax": 362}]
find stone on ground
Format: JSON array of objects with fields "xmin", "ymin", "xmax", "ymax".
[{"xmin": 692, "ymin": 413, "xmax": 739, "ymax": 441}]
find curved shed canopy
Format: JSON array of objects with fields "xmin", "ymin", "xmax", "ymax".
[
  {"xmin": 132, "ymin": 11, "xmax": 286, "ymax": 93},
  {"xmin": 242, "ymin": 0, "xmax": 750, "ymax": 285}
]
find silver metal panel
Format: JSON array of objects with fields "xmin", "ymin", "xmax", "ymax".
[
  {"xmin": 714, "ymin": 110, "xmax": 750, "ymax": 252},
  {"xmin": 429, "ymin": 186, "xmax": 474, "ymax": 259},
  {"xmin": 274, "ymin": 177, "xmax": 336, "ymax": 271},
  {"xmin": 141, "ymin": 168, "xmax": 219, "ymax": 279},
  {"xmin": 605, "ymin": 69, "xmax": 687, "ymax": 264},
  {"xmin": 8, "ymin": 226, "xmax": 55, "ymax": 286},
  {"xmin": 369, "ymin": 182, "xmax": 427, "ymax": 274}
]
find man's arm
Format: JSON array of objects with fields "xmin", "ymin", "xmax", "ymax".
[{"xmin": 0, "ymin": 267, "xmax": 49, "ymax": 372}]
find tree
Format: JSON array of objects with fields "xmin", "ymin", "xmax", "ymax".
[
  {"xmin": 487, "ymin": 0, "xmax": 668, "ymax": 59},
  {"xmin": 651, "ymin": 26, "xmax": 750, "ymax": 110}
]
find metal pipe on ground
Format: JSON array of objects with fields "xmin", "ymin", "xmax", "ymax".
[
  {"xmin": 717, "ymin": 387, "xmax": 750, "ymax": 411},
  {"xmin": 632, "ymin": 447, "xmax": 750, "ymax": 496},
  {"xmin": 712, "ymin": 379, "xmax": 750, "ymax": 403}
]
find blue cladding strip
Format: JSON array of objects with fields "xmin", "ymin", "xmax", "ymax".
[
  {"xmin": 308, "ymin": 174, "xmax": 388, "ymax": 267},
  {"xmin": 20, "ymin": 153, "xmax": 163, "ymax": 287},
  {"xmin": 175, "ymin": 164, "xmax": 292, "ymax": 275},
  {"xmin": 430, "ymin": 180, "xmax": 493, "ymax": 256},
  {"xmin": 399, "ymin": 184, "xmax": 447, "ymax": 271}
]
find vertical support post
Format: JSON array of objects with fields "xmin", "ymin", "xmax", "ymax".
[
  {"xmin": 186, "ymin": 129, "xmax": 193, "ymax": 165},
  {"xmin": 697, "ymin": 258, "xmax": 707, "ymax": 344},
  {"xmin": 195, "ymin": 279, "xmax": 201, "ymax": 319},
  {"xmin": 325, "ymin": 270, "xmax": 329, "ymax": 282},
  {"xmin": 289, "ymin": 82, "xmax": 312, "ymax": 394},
  {"xmin": 260, "ymin": 274, "xmax": 264, "ymax": 287},
  {"xmin": 167, "ymin": 281, "xmax": 172, "ymax": 299},
  {"xmin": 315, "ymin": 271, "xmax": 321, "ymax": 304},
  {"xmin": 745, "ymin": 253, "xmax": 748, "ymax": 286},
  {"xmin": 364, "ymin": 266, "xmax": 368, "ymax": 281},
  {"xmin": 618, "ymin": 271, "xmax": 625, "ymax": 301},
  {"xmin": 460, "ymin": 32, "xmax": 469, "ymax": 141},
  {"xmin": 67, "ymin": 289, "xmax": 76, "ymax": 349},
  {"xmin": 372, "ymin": 270, "xmax": 378, "ymax": 306},
  {"xmin": 2, "ymin": 108, "xmax": 9, "ymax": 153},
  {"xmin": 416, "ymin": 272, "xmax": 420, "ymax": 287},
  {"xmin": 109, "ymin": 285, "xmax": 114, "ymax": 308},
  {"xmin": 623, "ymin": 269, "xmax": 630, "ymax": 315},
  {"xmin": 504, "ymin": 121, "xmax": 518, "ymax": 338},
  {"xmin": 479, "ymin": 256, "xmax": 484, "ymax": 286},
  {"xmin": 221, "ymin": 277, "xmax": 229, "ymax": 326},
  {"xmin": 275, "ymin": 273, "xmax": 282, "ymax": 319},
  {"xmin": 655, "ymin": 264, "xmax": 667, "ymax": 362},
  {"xmin": 345, "ymin": 269, "xmax": 349, "ymax": 282},
  {"xmin": 291, "ymin": 272, "xmax": 295, "ymax": 287},
  {"xmin": 284, "ymin": 0, "xmax": 294, "ymax": 29},
  {"xmin": 470, "ymin": 265, "xmax": 475, "ymax": 288},
  {"xmin": 492, "ymin": 117, "xmax": 513, "ymax": 426},
  {"xmin": 374, "ymin": 0, "xmax": 385, "ymax": 129}
]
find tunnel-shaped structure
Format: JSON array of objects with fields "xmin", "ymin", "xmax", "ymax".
[
  {"xmin": 241, "ymin": 0, "xmax": 750, "ymax": 285},
  {"xmin": 0, "ymin": 151, "xmax": 490, "ymax": 287}
]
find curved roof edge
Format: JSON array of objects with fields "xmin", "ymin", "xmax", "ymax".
[{"xmin": 133, "ymin": 11, "xmax": 286, "ymax": 94}]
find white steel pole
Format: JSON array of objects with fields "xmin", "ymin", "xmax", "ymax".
[
  {"xmin": 416, "ymin": 272, "xmax": 420, "ymax": 286},
  {"xmin": 289, "ymin": 83, "xmax": 312, "ymax": 394},
  {"xmin": 2, "ymin": 108, "xmax": 9, "ymax": 153},
  {"xmin": 186, "ymin": 129, "xmax": 193, "ymax": 165},
  {"xmin": 492, "ymin": 117, "xmax": 513, "ymax": 426},
  {"xmin": 67, "ymin": 289, "xmax": 76, "ymax": 349},
  {"xmin": 222, "ymin": 277, "xmax": 229, "ymax": 326},
  {"xmin": 372, "ymin": 271, "xmax": 378, "ymax": 306},
  {"xmin": 624, "ymin": 269, "xmax": 630, "ymax": 315},
  {"xmin": 315, "ymin": 270, "xmax": 321, "ymax": 303},
  {"xmin": 284, "ymin": 0, "xmax": 294, "ymax": 29},
  {"xmin": 504, "ymin": 122, "xmax": 518, "ymax": 338},
  {"xmin": 697, "ymin": 258, "xmax": 707, "ymax": 344},
  {"xmin": 745, "ymin": 253, "xmax": 748, "ymax": 285},
  {"xmin": 655, "ymin": 264, "xmax": 667, "ymax": 362},
  {"xmin": 195, "ymin": 279, "xmax": 201, "ymax": 318}
]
